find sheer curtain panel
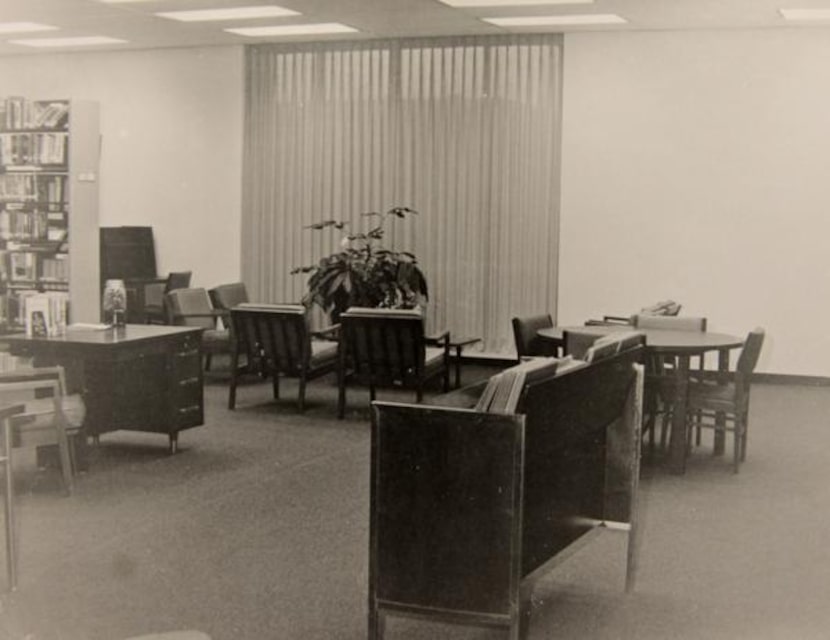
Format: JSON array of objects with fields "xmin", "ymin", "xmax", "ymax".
[{"xmin": 242, "ymin": 35, "xmax": 562, "ymax": 354}]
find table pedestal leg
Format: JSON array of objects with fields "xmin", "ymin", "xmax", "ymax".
[{"xmin": 668, "ymin": 355, "xmax": 690, "ymax": 474}]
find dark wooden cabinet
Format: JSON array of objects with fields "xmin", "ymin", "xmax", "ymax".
[
  {"xmin": 3, "ymin": 324, "xmax": 203, "ymax": 453},
  {"xmin": 99, "ymin": 226, "xmax": 160, "ymax": 323}
]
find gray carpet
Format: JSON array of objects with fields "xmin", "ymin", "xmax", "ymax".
[{"xmin": 1, "ymin": 367, "xmax": 829, "ymax": 640}]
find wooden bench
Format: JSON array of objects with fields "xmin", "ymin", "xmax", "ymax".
[{"xmin": 368, "ymin": 346, "xmax": 644, "ymax": 639}]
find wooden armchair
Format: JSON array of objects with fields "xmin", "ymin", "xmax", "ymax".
[
  {"xmin": 511, "ymin": 314, "xmax": 560, "ymax": 358},
  {"xmin": 337, "ymin": 307, "xmax": 450, "ymax": 418},
  {"xmin": 685, "ymin": 328, "xmax": 765, "ymax": 473},
  {"xmin": 144, "ymin": 271, "xmax": 192, "ymax": 324},
  {"xmin": 0, "ymin": 365, "xmax": 85, "ymax": 496},
  {"xmin": 165, "ymin": 288, "xmax": 229, "ymax": 371},
  {"xmin": 208, "ymin": 282, "xmax": 249, "ymax": 317},
  {"xmin": 228, "ymin": 304, "xmax": 339, "ymax": 411}
]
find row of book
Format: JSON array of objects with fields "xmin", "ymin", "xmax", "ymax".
[
  {"xmin": 0, "ymin": 98, "xmax": 69, "ymax": 131},
  {"xmin": 0, "ymin": 132, "xmax": 67, "ymax": 166},
  {"xmin": 0, "ymin": 174, "xmax": 67, "ymax": 202},
  {"xmin": 0, "ymin": 289, "xmax": 69, "ymax": 333},
  {"xmin": 0, "ymin": 250, "xmax": 69, "ymax": 283},
  {"xmin": 0, "ymin": 209, "xmax": 50, "ymax": 241}
]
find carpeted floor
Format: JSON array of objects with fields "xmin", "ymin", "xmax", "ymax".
[{"xmin": 1, "ymin": 365, "xmax": 829, "ymax": 640}]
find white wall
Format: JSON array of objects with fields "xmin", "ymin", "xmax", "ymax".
[
  {"xmin": 560, "ymin": 29, "xmax": 830, "ymax": 376},
  {"xmin": 0, "ymin": 46, "xmax": 244, "ymax": 290}
]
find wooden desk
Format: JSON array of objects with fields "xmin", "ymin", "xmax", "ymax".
[
  {"xmin": 538, "ymin": 325, "xmax": 744, "ymax": 474},
  {"xmin": 3, "ymin": 325, "xmax": 204, "ymax": 453}
]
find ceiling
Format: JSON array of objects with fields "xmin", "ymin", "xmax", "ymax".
[{"xmin": 0, "ymin": 0, "xmax": 827, "ymax": 56}]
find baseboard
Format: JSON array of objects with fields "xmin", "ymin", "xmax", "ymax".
[{"xmin": 753, "ymin": 373, "xmax": 830, "ymax": 386}]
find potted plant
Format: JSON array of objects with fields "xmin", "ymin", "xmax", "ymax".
[{"xmin": 291, "ymin": 206, "xmax": 428, "ymax": 321}]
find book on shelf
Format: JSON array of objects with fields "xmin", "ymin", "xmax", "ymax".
[
  {"xmin": 8, "ymin": 251, "xmax": 36, "ymax": 281},
  {"xmin": 1, "ymin": 98, "xmax": 69, "ymax": 132}
]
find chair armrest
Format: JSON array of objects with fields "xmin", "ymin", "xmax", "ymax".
[
  {"xmin": 312, "ymin": 324, "xmax": 340, "ymax": 340},
  {"xmin": 0, "ymin": 367, "xmax": 64, "ymax": 397},
  {"xmin": 425, "ymin": 330, "xmax": 450, "ymax": 346},
  {"xmin": 603, "ymin": 315, "xmax": 634, "ymax": 324}
]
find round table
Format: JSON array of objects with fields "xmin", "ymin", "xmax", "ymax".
[{"xmin": 537, "ymin": 325, "xmax": 745, "ymax": 474}]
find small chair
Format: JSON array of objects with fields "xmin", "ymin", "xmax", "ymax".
[
  {"xmin": 0, "ymin": 366, "xmax": 85, "ymax": 496},
  {"xmin": 166, "ymin": 288, "xmax": 229, "ymax": 371},
  {"xmin": 144, "ymin": 271, "xmax": 192, "ymax": 324},
  {"xmin": 208, "ymin": 282, "xmax": 249, "ymax": 312},
  {"xmin": 208, "ymin": 283, "xmax": 249, "ymax": 328},
  {"xmin": 1, "ymin": 402, "xmax": 25, "ymax": 590},
  {"xmin": 511, "ymin": 314, "xmax": 559, "ymax": 359},
  {"xmin": 228, "ymin": 304, "xmax": 339, "ymax": 411},
  {"xmin": 338, "ymin": 307, "xmax": 450, "ymax": 418},
  {"xmin": 684, "ymin": 328, "xmax": 765, "ymax": 473}
]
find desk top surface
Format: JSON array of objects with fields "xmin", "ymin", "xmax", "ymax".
[
  {"xmin": 538, "ymin": 325, "xmax": 744, "ymax": 353},
  {"xmin": 2, "ymin": 324, "xmax": 201, "ymax": 347}
]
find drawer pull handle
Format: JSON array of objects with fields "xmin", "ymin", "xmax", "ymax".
[
  {"xmin": 176, "ymin": 350, "xmax": 200, "ymax": 358},
  {"xmin": 178, "ymin": 377, "xmax": 200, "ymax": 386},
  {"xmin": 178, "ymin": 405, "xmax": 200, "ymax": 415}
]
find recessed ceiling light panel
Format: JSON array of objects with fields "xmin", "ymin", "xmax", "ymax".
[
  {"xmin": 440, "ymin": 0, "xmax": 593, "ymax": 6},
  {"xmin": 157, "ymin": 6, "xmax": 300, "ymax": 22},
  {"xmin": 10, "ymin": 36, "xmax": 128, "ymax": 48},
  {"xmin": 779, "ymin": 8, "xmax": 830, "ymax": 21},
  {"xmin": 225, "ymin": 23, "xmax": 358, "ymax": 36},
  {"xmin": 484, "ymin": 13, "xmax": 626, "ymax": 26},
  {"xmin": 0, "ymin": 22, "xmax": 59, "ymax": 34}
]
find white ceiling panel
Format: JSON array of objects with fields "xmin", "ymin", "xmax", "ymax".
[{"xmin": 0, "ymin": 0, "xmax": 826, "ymax": 56}]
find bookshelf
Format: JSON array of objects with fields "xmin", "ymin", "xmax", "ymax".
[{"xmin": 0, "ymin": 97, "xmax": 100, "ymax": 331}]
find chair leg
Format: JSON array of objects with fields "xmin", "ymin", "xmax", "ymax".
[
  {"xmin": 740, "ymin": 413, "xmax": 749, "ymax": 462},
  {"xmin": 298, "ymin": 377, "xmax": 307, "ymax": 412},
  {"xmin": 733, "ymin": 425, "xmax": 741, "ymax": 474},
  {"xmin": 228, "ymin": 350, "xmax": 239, "ymax": 409},
  {"xmin": 337, "ymin": 381, "xmax": 346, "ymax": 419},
  {"xmin": 53, "ymin": 417, "xmax": 74, "ymax": 496},
  {"xmin": 272, "ymin": 371, "xmax": 280, "ymax": 400},
  {"xmin": 204, "ymin": 353, "xmax": 212, "ymax": 372},
  {"xmin": 3, "ymin": 418, "xmax": 16, "ymax": 590}
]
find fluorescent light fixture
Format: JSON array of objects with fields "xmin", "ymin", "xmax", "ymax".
[
  {"xmin": 0, "ymin": 22, "xmax": 58, "ymax": 34},
  {"xmin": 779, "ymin": 8, "xmax": 830, "ymax": 21},
  {"xmin": 441, "ymin": 0, "xmax": 593, "ymax": 6},
  {"xmin": 225, "ymin": 23, "xmax": 358, "ymax": 36},
  {"xmin": 9, "ymin": 36, "xmax": 127, "ymax": 48},
  {"xmin": 156, "ymin": 6, "xmax": 300, "ymax": 22},
  {"xmin": 484, "ymin": 13, "xmax": 626, "ymax": 26}
]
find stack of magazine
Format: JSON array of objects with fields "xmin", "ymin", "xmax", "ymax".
[
  {"xmin": 24, "ymin": 291, "xmax": 68, "ymax": 337},
  {"xmin": 474, "ymin": 356, "xmax": 585, "ymax": 415}
]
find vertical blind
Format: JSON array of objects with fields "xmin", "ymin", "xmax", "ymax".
[{"xmin": 242, "ymin": 35, "xmax": 562, "ymax": 354}]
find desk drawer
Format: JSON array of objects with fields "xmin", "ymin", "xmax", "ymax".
[
  {"xmin": 173, "ymin": 350, "xmax": 202, "ymax": 380},
  {"xmin": 174, "ymin": 403, "xmax": 203, "ymax": 429}
]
